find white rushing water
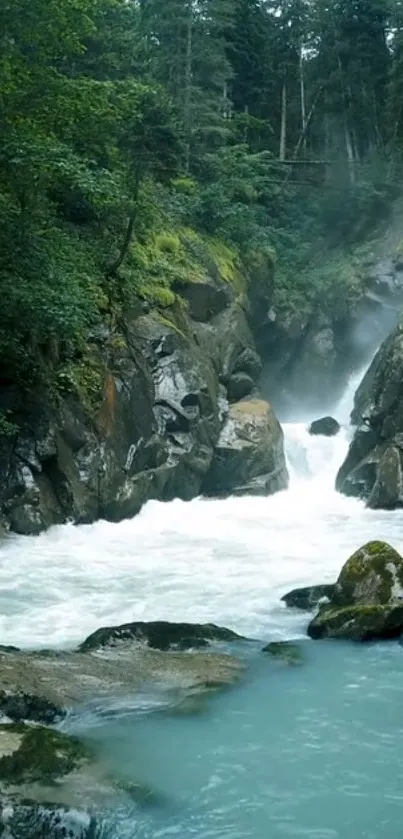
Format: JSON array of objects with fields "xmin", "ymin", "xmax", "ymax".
[{"xmin": 1, "ymin": 366, "xmax": 403, "ymax": 650}]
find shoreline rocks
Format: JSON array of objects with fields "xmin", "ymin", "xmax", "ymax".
[{"xmin": 0, "ymin": 619, "xmax": 247, "ymax": 837}]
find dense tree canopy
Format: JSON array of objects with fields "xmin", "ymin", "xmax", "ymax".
[{"xmin": 1, "ymin": 0, "xmax": 403, "ymax": 387}]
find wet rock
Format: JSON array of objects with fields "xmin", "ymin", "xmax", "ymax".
[
  {"xmin": 261, "ymin": 641, "xmax": 303, "ymax": 665},
  {"xmin": 308, "ymin": 541, "xmax": 403, "ymax": 641},
  {"xmin": 226, "ymin": 373, "xmax": 255, "ymax": 403},
  {"xmin": 202, "ymin": 399, "xmax": 288, "ymax": 497},
  {"xmin": 0, "ymin": 690, "xmax": 64, "ymax": 724},
  {"xmin": 309, "ymin": 417, "xmax": 340, "ymax": 437},
  {"xmin": 233, "ymin": 348, "xmax": 262, "ymax": 381},
  {"xmin": 308, "ymin": 602, "xmax": 403, "ymax": 641},
  {"xmin": 0, "ymin": 638, "xmax": 244, "ymax": 715},
  {"xmin": 0, "ymin": 724, "xmax": 100, "ymax": 839},
  {"xmin": 175, "ymin": 278, "xmax": 230, "ymax": 322},
  {"xmin": 332, "ymin": 541, "xmax": 403, "ymax": 607},
  {"xmin": 79, "ymin": 621, "xmax": 244, "ymax": 653},
  {"xmin": 337, "ymin": 320, "xmax": 403, "ymax": 508},
  {"xmin": 281, "ymin": 584, "xmax": 336, "ymax": 610}
]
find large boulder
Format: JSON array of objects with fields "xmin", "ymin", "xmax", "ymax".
[
  {"xmin": 308, "ymin": 541, "xmax": 403, "ymax": 641},
  {"xmin": 309, "ymin": 417, "xmax": 340, "ymax": 437},
  {"xmin": 79, "ymin": 620, "xmax": 244, "ymax": 653},
  {"xmin": 202, "ymin": 399, "xmax": 289, "ymax": 496},
  {"xmin": 337, "ymin": 321, "xmax": 403, "ymax": 508}
]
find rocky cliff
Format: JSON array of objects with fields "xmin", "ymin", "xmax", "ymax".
[
  {"xmin": 337, "ymin": 319, "xmax": 403, "ymax": 508},
  {"xmin": 0, "ymin": 266, "xmax": 289, "ymax": 535}
]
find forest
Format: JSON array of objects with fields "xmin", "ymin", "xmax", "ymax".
[{"xmin": 1, "ymin": 0, "xmax": 403, "ymax": 396}]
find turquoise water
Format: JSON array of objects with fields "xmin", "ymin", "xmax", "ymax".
[{"xmin": 75, "ymin": 640, "xmax": 403, "ymax": 838}]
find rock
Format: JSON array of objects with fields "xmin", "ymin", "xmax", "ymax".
[
  {"xmin": 79, "ymin": 621, "xmax": 244, "ymax": 653},
  {"xmin": 233, "ymin": 348, "xmax": 262, "ymax": 381},
  {"xmin": 0, "ymin": 690, "xmax": 64, "ymax": 724},
  {"xmin": 308, "ymin": 603, "xmax": 403, "ymax": 641},
  {"xmin": 308, "ymin": 541, "xmax": 403, "ymax": 641},
  {"xmin": 226, "ymin": 372, "xmax": 255, "ymax": 402},
  {"xmin": 332, "ymin": 540, "xmax": 403, "ymax": 607},
  {"xmin": 281, "ymin": 584, "xmax": 336, "ymax": 610},
  {"xmin": 337, "ymin": 320, "xmax": 403, "ymax": 508},
  {"xmin": 309, "ymin": 417, "xmax": 340, "ymax": 437},
  {"xmin": 0, "ymin": 633, "xmax": 244, "ymax": 717},
  {"xmin": 0, "ymin": 724, "xmax": 100, "ymax": 838},
  {"xmin": 0, "ymin": 269, "xmax": 268, "ymax": 534},
  {"xmin": 202, "ymin": 399, "xmax": 288, "ymax": 497},
  {"xmin": 262, "ymin": 641, "xmax": 303, "ymax": 665},
  {"xmin": 174, "ymin": 278, "xmax": 230, "ymax": 322}
]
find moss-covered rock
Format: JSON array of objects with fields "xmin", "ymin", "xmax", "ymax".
[
  {"xmin": 307, "ymin": 541, "xmax": 403, "ymax": 641},
  {"xmin": 0, "ymin": 724, "xmax": 98, "ymax": 839},
  {"xmin": 281, "ymin": 584, "xmax": 335, "ymax": 610},
  {"xmin": 79, "ymin": 620, "xmax": 244, "ymax": 653},
  {"xmin": 0, "ymin": 725, "xmax": 90, "ymax": 785},
  {"xmin": 333, "ymin": 540, "xmax": 403, "ymax": 607},
  {"xmin": 308, "ymin": 602, "xmax": 403, "ymax": 641},
  {"xmin": 261, "ymin": 641, "xmax": 303, "ymax": 665}
]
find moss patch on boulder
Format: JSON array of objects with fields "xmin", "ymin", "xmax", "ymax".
[
  {"xmin": 308, "ymin": 602, "xmax": 403, "ymax": 641},
  {"xmin": 0, "ymin": 724, "xmax": 90, "ymax": 785},
  {"xmin": 333, "ymin": 540, "xmax": 403, "ymax": 607}
]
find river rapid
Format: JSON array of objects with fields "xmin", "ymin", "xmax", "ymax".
[{"xmin": 1, "ymin": 367, "xmax": 403, "ymax": 837}]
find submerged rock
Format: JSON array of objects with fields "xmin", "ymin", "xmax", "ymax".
[
  {"xmin": 281, "ymin": 585, "xmax": 336, "ymax": 610},
  {"xmin": 0, "ymin": 724, "xmax": 99, "ymax": 838},
  {"xmin": 79, "ymin": 620, "xmax": 245, "ymax": 653},
  {"xmin": 202, "ymin": 399, "xmax": 288, "ymax": 497},
  {"xmin": 0, "ymin": 631, "xmax": 244, "ymax": 719},
  {"xmin": 308, "ymin": 541, "xmax": 403, "ymax": 641},
  {"xmin": 309, "ymin": 417, "xmax": 340, "ymax": 437},
  {"xmin": 262, "ymin": 641, "xmax": 303, "ymax": 665}
]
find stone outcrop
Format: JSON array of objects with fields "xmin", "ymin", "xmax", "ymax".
[
  {"xmin": 337, "ymin": 320, "xmax": 403, "ymax": 507},
  {"xmin": 309, "ymin": 417, "xmax": 340, "ymax": 437},
  {"xmin": 79, "ymin": 620, "xmax": 245, "ymax": 653},
  {"xmin": 202, "ymin": 399, "xmax": 288, "ymax": 497},
  {"xmin": 0, "ymin": 266, "xmax": 287, "ymax": 534},
  {"xmin": 281, "ymin": 584, "xmax": 336, "ymax": 610},
  {"xmin": 308, "ymin": 541, "xmax": 403, "ymax": 641}
]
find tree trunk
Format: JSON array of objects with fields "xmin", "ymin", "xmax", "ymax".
[
  {"xmin": 184, "ymin": 0, "xmax": 193, "ymax": 173},
  {"xmin": 279, "ymin": 78, "xmax": 287, "ymax": 161},
  {"xmin": 299, "ymin": 47, "xmax": 307, "ymax": 154},
  {"xmin": 107, "ymin": 166, "xmax": 142, "ymax": 276}
]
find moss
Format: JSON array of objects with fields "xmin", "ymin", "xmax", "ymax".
[
  {"xmin": 308, "ymin": 602, "xmax": 403, "ymax": 641},
  {"xmin": 262, "ymin": 641, "xmax": 303, "ymax": 665},
  {"xmin": 151, "ymin": 311, "xmax": 187, "ymax": 340},
  {"xmin": 154, "ymin": 232, "xmax": 181, "ymax": 254},
  {"xmin": 0, "ymin": 725, "xmax": 90, "ymax": 785},
  {"xmin": 56, "ymin": 349, "xmax": 105, "ymax": 413},
  {"xmin": 139, "ymin": 285, "xmax": 176, "ymax": 308}
]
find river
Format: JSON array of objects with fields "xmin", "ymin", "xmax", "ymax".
[{"xmin": 1, "ymin": 367, "xmax": 403, "ymax": 837}]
